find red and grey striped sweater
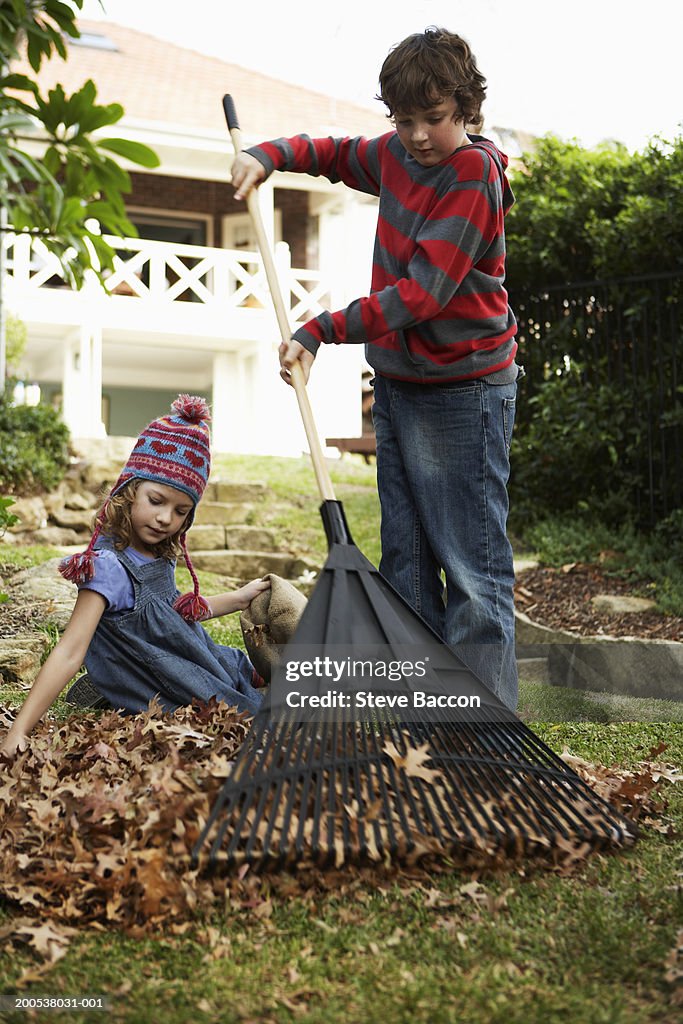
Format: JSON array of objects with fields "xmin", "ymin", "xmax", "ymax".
[{"xmin": 248, "ymin": 131, "xmax": 518, "ymax": 383}]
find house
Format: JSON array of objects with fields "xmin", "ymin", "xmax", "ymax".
[
  {"xmin": 5, "ymin": 21, "xmax": 532, "ymax": 457},
  {"xmin": 5, "ymin": 20, "xmax": 390, "ymax": 455}
]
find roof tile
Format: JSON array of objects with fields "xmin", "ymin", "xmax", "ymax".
[{"xmin": 13, "ymin": 20, "xmax": 391, "ymax": 141}]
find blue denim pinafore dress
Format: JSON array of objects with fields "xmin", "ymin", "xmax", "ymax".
[{"xmin": 84, "ymin": 542, "xmax": 264, "ymax": 716}]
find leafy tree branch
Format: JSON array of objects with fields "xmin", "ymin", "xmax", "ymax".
[{"xmin": 1, "ymin": 0, "xmax": 160, "ymax": 288}]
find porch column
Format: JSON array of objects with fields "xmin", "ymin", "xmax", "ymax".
[
  {"xmin": 88, "ymin": 322, "xmax": 105, "ymax": 437},
  {"xmin": 61, "ymin": 330, "xmax": 85, "ymax": 436},
  {"xmin": 212, "ymin": 351, "xmax": 243, "ymax": 453},
  {"xmin": 61, "ymin": 324, "xmax": 105, "ymax": 438},
  {"xmin": 213, "ymin": 345, "xmax": 303, "ymax": 456}
]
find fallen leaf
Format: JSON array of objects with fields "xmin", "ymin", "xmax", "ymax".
[
  {"xmin": 382, "ymin": 740, "xmax": 442, "ymax": 784},
  {"xmin": 12, "ymin": 921, "xmax": 77, "ymax": 961}
]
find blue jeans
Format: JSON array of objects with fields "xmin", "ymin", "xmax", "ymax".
[{"xmin": 372, "ymin": 373, "xmax": 518, "ymax": 710}]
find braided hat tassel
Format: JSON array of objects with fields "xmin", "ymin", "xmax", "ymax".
[
  {"xmin": 58, "ymin": 505, "xmax": 108, "ymax": 584},
  {"xmin": 173, "ymin": 532, "xmax": 212, "ymax": 622}
]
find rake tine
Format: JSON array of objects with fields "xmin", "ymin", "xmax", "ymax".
[
  {"xmin": 242, "ymin": 718, "xmax": 303, "ymax": 868},
  {"xmin": 202, "ymin": 714, "xmax": 277, "ymax": 867},
  {"xmin": 291, "ymin": 721, "xmax": 324, "ymax": 861}
]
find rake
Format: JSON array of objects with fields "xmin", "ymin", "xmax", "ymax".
[{"xmin": 191, "ymin": 98, "xmax": 637, "ymax": 872}]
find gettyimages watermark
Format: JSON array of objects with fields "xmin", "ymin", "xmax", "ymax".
[
  {"xmin": 268, "ymin": 644, "xmax": 514, "ymax": 724},
  {"xmin": 267, "ymin": 640, "xmax": 683, "ymax": 723}
]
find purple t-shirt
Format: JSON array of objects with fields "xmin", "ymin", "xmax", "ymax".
[{"xmin": 78, "ymin": 547, "xmax": 155, "ymax": 612}]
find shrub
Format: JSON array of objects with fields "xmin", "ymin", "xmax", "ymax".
[
  {"xmin": 0, "ymin": 496, "xmax": 19, "ymax": 604},
  {"xmin": 506, "ymin": 134, "xmax": 683, "ymax": 530},
  {"xmin": 0, "ymin": 393, "xmax": 70, "ymax": 494},
  {"xmin": 0, "ymin": 495, "xmax": 19, "ymax": 535},
  {"xmin": 509, "ymin": 361, "xmax": 644, "ymax": 527}
]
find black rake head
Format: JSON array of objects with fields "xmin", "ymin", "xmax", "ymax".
[
  {"xmin": 192, "ymin": 501, "xmax": 636, "ymax": 873},
  {"xmin": 192, "ymin": 707, "xmax": 636, "ymax": 872}
]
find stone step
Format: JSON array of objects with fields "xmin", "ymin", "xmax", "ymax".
[
  {"xmin": 226, "ymin": 526, "xmax": 277, "ymax": 551},
  {"xmin": 188, "ymin": 526, "xmax": 227, "ymax": 550},
  {"xmin": 204, "ymin": 481, "xmax": 268, "ymax": 504},
  {"xmin": 50, "ymin": 507, "xmax": 95, "ymax": 532},
  {"xmin": 190, "ymin": 525, "xmax": 277, "ymax": 552},
  {"xmin": 193, "ymin": 501, "xmax": 253, "ymax": 526},
  {"xmin": 190, "ymin": 549, "xmax": 297, "ymax": 579}
]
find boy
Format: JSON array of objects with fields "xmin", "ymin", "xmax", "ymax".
[{"xmin": 231, "ymin": 28, "xmax": 521, "ymax": 710}]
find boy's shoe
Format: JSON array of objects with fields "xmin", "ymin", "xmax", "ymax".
[{"xmin": 65, "ymin": 674, "xmax": 111, "ymax": 710}]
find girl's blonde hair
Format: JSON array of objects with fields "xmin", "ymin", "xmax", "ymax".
[{"xmin": 95, "ymin": 479, "xmax": 186, "ymax": 560}]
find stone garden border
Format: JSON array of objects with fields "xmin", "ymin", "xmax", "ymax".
[{"xmin": 516, "ymin": 609, "xmax": 683, "ymax": 703}]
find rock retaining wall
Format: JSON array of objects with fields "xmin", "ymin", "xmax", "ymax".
[{"xmin": 516, "ymin": 609, "xmax": 683, "ymax": 702}]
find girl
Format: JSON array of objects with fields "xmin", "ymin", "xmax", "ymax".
[{"xmin": 1, "ymin": 395, "xmax": 269, "ymax": 757}]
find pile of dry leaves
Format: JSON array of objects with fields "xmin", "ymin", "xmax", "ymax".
[{"xmin": 0, "ymin": 700, "xmax": 680, "ymax": 967}]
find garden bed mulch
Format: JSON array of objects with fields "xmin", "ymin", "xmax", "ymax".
[
  {"xmin": 0, "ymin": 698, "xmax": 680, "ymax": 984},
  {"xmin": 515, "ymin": 563, "xmax": 683, "ymax": 641}
]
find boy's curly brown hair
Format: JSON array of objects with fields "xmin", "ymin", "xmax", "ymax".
[
  {"xmin": 95, "ymin": 479, "xmax": 185, "ymax": 561},
  {"xmin": 377, "ymin": 27, "xmax": 487, "ymax": 129}
]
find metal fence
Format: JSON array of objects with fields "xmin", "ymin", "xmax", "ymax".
[{"xmin": 510, "ymin": 271, "xmax": 682, "ymax": 526}]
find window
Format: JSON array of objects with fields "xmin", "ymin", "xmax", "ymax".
[
  {"xmin": 111, "ymin": 213, "xmax": 212, "ymax": 301},
  {"xmin": 131, "ymin": 214, "xmax": 209, "ymax": 248}
]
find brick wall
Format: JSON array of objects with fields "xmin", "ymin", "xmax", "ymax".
[
  {"xmin": 276, "ymin": 189, "xmax": 310, "ymax": 269},
  {"xmin": 127, "ymin": 173, "xmax": 311, "ymax": 267}
]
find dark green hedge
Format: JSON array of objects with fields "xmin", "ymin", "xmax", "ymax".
[
  {"xmin": 505, "ymin": 134, "xmax": 683, "ymax": 529},
  {"xmin": 0, "ymin": 393, "xmax": 70, "ymax": 494}
]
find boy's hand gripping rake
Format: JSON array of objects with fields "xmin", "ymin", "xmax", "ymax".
[{"xmin": 191, "ymin": 97, "xmax": 637, "ymax": 873}]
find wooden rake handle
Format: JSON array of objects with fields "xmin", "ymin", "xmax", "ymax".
[{"xmin": 222, "ymin": 95, "xmax": 336, "ymax": 502}]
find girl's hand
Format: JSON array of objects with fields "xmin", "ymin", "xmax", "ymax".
[
  {"xmin": 234, "ymin": 577, "xmax": 271, "ymax": 611},
  {"xmin": 231, "ymin": 153, "xmax": 266, "ymax": 200},
  {"xmin": 1, "ymin": 728, "xmax": 27, "ymax": 759},
  {"xmin": 200, "ymin": 579, "xmax": 271, "ymax": 618}
]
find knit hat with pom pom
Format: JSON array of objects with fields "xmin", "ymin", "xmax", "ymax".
[{"xmin": 60, "ymin": 394, "xmax": 212, "ymax": 623}]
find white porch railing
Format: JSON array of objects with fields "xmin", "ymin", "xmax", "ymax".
[{"xmin": 3, "ymin": 231, "xmax": 335, "ymax": 323}]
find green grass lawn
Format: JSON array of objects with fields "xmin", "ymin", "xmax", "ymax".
[
  {"xmin": 0, "ymin": 722, "xmax": 681, "ymax": 1023},
  {"xmin": 1, "ymin": 454, "xmax": 682, "ymax": 1022}
]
